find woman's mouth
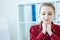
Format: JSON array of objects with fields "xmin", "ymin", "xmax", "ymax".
[{"xmin": 45, "ymin": 20, "xmax": 49, "ymax": 21}]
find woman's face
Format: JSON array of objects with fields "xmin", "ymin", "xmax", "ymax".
[{"xmin": 40, "ymin": 6, "xmax": 54, "ymax": 24}]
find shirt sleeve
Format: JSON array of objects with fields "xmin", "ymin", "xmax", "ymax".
[
  {"xmin": 30, "ymin": 32, "xmax": 45, "ymax": 40},
  {"xmin": 50, "ymin": 33, "xmax": 60, "ymax": 40},
  {"xmin": 30, "ymin": 26, "xmax": 45, "ymax": 40}
]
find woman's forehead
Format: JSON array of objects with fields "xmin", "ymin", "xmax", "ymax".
[{"xmin": 40, "ymin": 6, "xmax": 54, "ymax": 12}]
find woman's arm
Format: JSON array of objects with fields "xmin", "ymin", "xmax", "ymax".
[
  {"xmin": 30, "ymin": 30, "xmax": 45, "ymax": 40},
  {"xmin": 30, "ymin": 26, "xmax": 45, "ymax": 40},
  {"xmin": 50, "ymin": 33, "xmax": 60, "ymax": 40},
  {"xmin": 50, "ymin": 26, "xmax": 60, "ymax": 40}
]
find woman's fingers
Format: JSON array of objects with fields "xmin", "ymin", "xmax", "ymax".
[
  {"xmin": 42, "ymin": 23, "xmax": 47, "ymax": 34},
  {"xmin": 47, "ymin": 24, "xmax": 52, "ymax": 36}
]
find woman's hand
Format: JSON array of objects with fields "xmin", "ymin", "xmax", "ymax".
[
  {"xmin": 42, "ymin": 22, "xmax": 52, "ymax": 35},
  {"xmin": 42, "ymin": 22, "xmax": 47, "ymax": 34},
  {"xmin": 47, "ymin": 24, "xmax": 52, "ymax": 36}
]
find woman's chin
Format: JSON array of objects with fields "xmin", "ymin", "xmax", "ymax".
[{"xmin": 44, "ymin": 21, "xmax": 51, "ymax": 25}]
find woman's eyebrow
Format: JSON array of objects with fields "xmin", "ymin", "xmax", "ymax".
[{"xmin": 48, "ymin": 11, "xmax": 52, "ymax": 14}]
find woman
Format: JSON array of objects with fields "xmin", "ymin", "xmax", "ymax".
[{"xmin": 30, "ymin": 3, "xmax": 60, "ymax": 40}]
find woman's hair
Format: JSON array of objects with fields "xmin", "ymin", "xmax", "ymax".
[
  {"xmin": 40, "ymin": 3, "xmax": 55, "ymax": 30},
  {"xmin": 40, "ymin": 3, "xmax": 55, "ymax": 13}
]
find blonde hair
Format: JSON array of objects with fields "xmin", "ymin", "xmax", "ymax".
[{"xmin": 40, "ymin": 3, "xmax": 55, "ymax": 14}]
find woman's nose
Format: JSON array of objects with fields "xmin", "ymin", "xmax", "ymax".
[{"xmin": 45, "ymin": 14, "xmax": 49, "ymax": 19}]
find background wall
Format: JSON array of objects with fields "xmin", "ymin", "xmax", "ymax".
[{"xmin": 0, "ymin": 0, "xmax": 17, "ymax": 40}]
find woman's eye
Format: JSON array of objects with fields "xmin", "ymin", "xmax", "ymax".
[
  {"xmin": 42, "ymin": 12, "xmax": 45, "ymax": 15},
  {"xmin": 42, "ymin": 13, "xmax": 45, "ymax": 15},
  {"xmin": 48, "ymin": 12, "xmax": 52, "ymax": 15},
  {"xmin": 48, "ymin": 14, "xmax": 52, "ymax": 15}
]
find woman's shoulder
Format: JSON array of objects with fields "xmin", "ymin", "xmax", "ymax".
[
  {"xmin": 53, "ymin": 23, "xmax": 60, "ymax": 31},
  {"xmin": 30, "ymin": 24, "xmax": 41, "ymax": 32},
  {"xmin": 54, "ymin": 23, "xmax": 60, "ymax": 28},
  {"xmin": 30, "ymin": 24, "xmax": 40, "ymax": 29},
  {"xmin": 30, "ymin": 24, "xmax": 42, "ymax": 34}
]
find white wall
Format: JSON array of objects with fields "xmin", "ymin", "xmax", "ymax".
[
  {"xmin": 17, "ymin": 0, "xmax": 60, "ymax": 4},
  {"xmin": 0, "ymin": 0, "xmax": 60, "ymax": 40},
  {"xmin": 0, "ymin": 0, "xmax": 17, "ymax": 40}
]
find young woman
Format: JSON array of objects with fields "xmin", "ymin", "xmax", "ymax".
[{"xmin": 30, "ymin": 3, "xmax": 60, "ymax": 40}]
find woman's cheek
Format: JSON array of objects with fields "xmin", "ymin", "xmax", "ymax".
[
  {"xmin": 42, "ymin": 17, "xmax": 45, "ymax": 21},
  {"xmin": 49, "ymin": 18, "xmax": 53, "ymax": 22},
  {"xmin": 40, "ymin": 16, "xmax": 44, "ymax": 21}
]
